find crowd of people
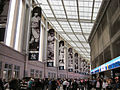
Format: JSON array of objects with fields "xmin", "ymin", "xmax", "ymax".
[{"xmin": 0, "ymin": 77, "xmax": 120, "ymax": 90}]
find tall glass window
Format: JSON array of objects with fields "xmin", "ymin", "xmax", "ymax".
[
  {"xmin": 14, "ymin": 65, "xmax": 20, "ymax": 79},
  {"xmin": 3, "ymin": 64, "xmax": 12, "ymax": 81},
  {"xmin": 35, "ymin": 70, "xmax": 39, "ymax": 78},
  {"xmin": 48, "ymin": 72, "xmax": 50, "ymax": 78},
  {"xmin": 30, "ymin": 69, "xmax": 34, "ymax": 78},
  {"xmin": 39, "ymin": 71, "xmax": 42, "ymax": 79}
]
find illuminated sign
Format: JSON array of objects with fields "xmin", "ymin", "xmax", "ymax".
[{"xmin": 91, "ymin": 56, "xmax": 120, "ymax": 74}]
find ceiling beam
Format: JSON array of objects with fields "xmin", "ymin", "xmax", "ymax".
[
  {"xmin": 66, "ymin": 40, "xmax": 88, "ymax": 43},
  {"xmin": 58, "ymin": 31, "xmax": 90, "ymax": 35},
  {"xmin": 48, "ymin": 17, "xmax": 95, "ymax": 23},
  {"xmin": 91, "ymin": 0, "xmax": 95, "ymax": 22},
  {"xmin": 76, "ymin": 0, "xmax": 88, "ymax": 43},
  {"xmin": 74, "ymin": 47, "xmax": 90, "ymax": 49}
]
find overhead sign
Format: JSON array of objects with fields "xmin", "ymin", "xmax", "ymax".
[{"xmin": 91, "ymin": 56, "xmax": 120, "ymax": 74}]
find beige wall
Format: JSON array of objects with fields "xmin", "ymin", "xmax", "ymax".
[{"xmin": 0, "ymin": 43, "xmax": 25, "ymax": 79}]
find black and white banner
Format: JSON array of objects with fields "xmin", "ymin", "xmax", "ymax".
[
  {"xmin": 0, "ymin": 0, "xmax": 10, "ymax": 42},
  {"xmin": 47, "ymin": 29, "xmax": 55, "ymax": 66},
  {"xmin": 59, "ymin": 41, "xmax": 64, "ymax": 70},
  {"xmin": 28, "ymin": 7, "xmax": 41, "ymax": 60},
  {"xmin": 68, "ymin": 48, "xmax": 73, "ymax": 72},
  {"xmin": 74, "ymin": 53, "xmax": 78, "ymax": 73}
]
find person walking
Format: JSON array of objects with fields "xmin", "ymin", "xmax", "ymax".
[
  {"xmin": 63, "ymin": 79, "xmax": 67, "ymax": 90},
  {"xmin": 51, "ymin": 79, "xmax": 57, "ymax": 90},
  {"xmin": 102, "ymin": 80, "xmax": 108, "ymax": 90},
  {"xmin": 57, "ymin": 79, "xmax": 61, "ymax": 90},
  {"xmin": 72, "ymin": 80, "xmax": 78, "ymax": 90},
  {"xmin": 106, "ymin": 79, "xmax": 112, "ymax": 90},
  {"xmin": 79, "ymin": 79, "xmax": 84, "ymax": 90},
  {"xmin": 86, "ymin": 78, "xmax": 92, "ymax": 90},
  {"xmin": 9, "ymin": 78, "xmax": 19, "ymax": 90},
  {"xmin": 95, "ymin": 78, "xmax": 102, "ymax": 90},
  {"xmin": 27, "ymin": 78, "xmax": 34, "ymax": 90},
  {"xmin": 0, "ymin": 78, "xmax": 4, "ymax": 90}
]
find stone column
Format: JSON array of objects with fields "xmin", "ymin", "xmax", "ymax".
[
  {"xmin": 78, "ymin": 55, "xmax": 81, "ymax": 73},
  {"xmin": 54, "ymin": 33, "xmax": 59, "ymax": 67},
  {"xmin": 43, "ymin": 20, "xmax": 48, "ymax": 62},
  {"xmin": 39, "ymin": 24, "xmax": 45, "ymax": 62},
  {"xmin": 64, "ymin": 42, "xmax": 68, "ymax": 70},
  {"xmin": 73, "ymin": 50, "xmax": 75, "ymax": 72},
  {"xmin": 23, "ymin": 0, "xmax": 32, "ymax": 77},
  {"xmin": 5, "ymin": 0, "xmax": 17, "ymax": 47}
]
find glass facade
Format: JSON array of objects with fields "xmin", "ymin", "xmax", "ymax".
[
  {"xmin": 14, "ymin": 65, "xmax": 20, "ymax": 79},
  {"xmin": 3, "ymin": 64, "xmax": 12, "ymax": 81}
]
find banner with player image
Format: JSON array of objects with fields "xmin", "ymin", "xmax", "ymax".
[
  {"xmin": 74, "ymin": 53, "xmax": 78, "ymax": 73},
  {"xmin": 59, "ymin": 41, "xmax": 64, "ymax": 70},
  {"xmin": 68, "ymin": 48, "xmax": 73, "ymax": 72},
  {"xmin": 0, "ymin": 0, "xmax": 10, "ymax": 42},
  {"xmin": 0, "ymin": 0, "xmax": 10, "ymax": 24},
  {"xmin": 28, "ymin": 7, "xmax": 41, "ymax": 60},
  {"xmin": 47, "ymin": 29, "xmax": 55, "ymax": 66}
]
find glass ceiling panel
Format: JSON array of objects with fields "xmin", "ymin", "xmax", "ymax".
[
  {"xmin": 72, "ymin": 29, "xmax": 81, "ymax": 32},
  {"xmin": 43, "ymin": 9, "xmax": 52, "ymax": 14},
  {"xmin": 49, "ymin": 0, "xmax": 62, "ymax": 5},
  {"xmin": 80, "ymin": 48, "xmax": 89, "ymax": 52},
  {"xmin": 85, "ymin": 35, "xmax": 89, "ymax": 40},
  {"xmin": 42, "ymin": 6, "xmax": 50, "ymax": 10},
  {"xmin": 68, "ymin": 35, "xmax": 78, "ymax": 41},
  {"xmin": 76, "ymin": 43, "xmax": 83, "ymax": 47},
  {"xmin": 64, "ymin": 29, "xmax": 72, "ymax": 32},
  {"xmin": 61, "ymin": 34, "xmax": 71, "ymax": 41},
  {"xmin": 55, "ymin": 14, "xmax": 66, "ymax": 18},
  {"xmin": 38, "ymin": 0, "xmax": 47, "ymax": 5},
  {"xmin": 52, "ymin": 5, "xmax": 63, "ymax": 11},
  {"xmin": 50, "ymin": 21, "xmax": 58, "ymax": 25},
  {"xmin": 69, "ymin": 42, "xmax": 77, "ymax": 47},
  {"xmin": 77, "ymin": 35, "xmax": 86, "ymax": 41},
  {"xmin": 37, "ymin": 0, "xmax": 103, "ymax": 60},
  {"xmin": 64, "ymin": 0, "xmax": 76, "ymax": 6}
]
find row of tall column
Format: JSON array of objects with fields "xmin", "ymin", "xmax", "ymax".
[
  {"xmin": 38, "ymin": 24, "xmax": 89, "ymax": 73},
  {"xmin": 2, "ymin": 0, "xmax": 89, "ymax": 74}
]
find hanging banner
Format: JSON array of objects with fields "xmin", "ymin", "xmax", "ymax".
[
  {"xmin": 59, "ymin": 41, "xmax": 64, "ymax": 70},
  {"xmin": 0, "ymin": 0, "xmax": 10, "ymax": 24},
  {"xmin": 47, "ymin": 29, "xmax": 55, "ymax": 67},
  {"xmin": 74, "ymin": 53, "xmax": 79, "ymax": 73},
  {"xmin": 28, "ymin": 7, "xmax": 41, "ymax": 60},
  {"xmin": 0, "ymin": 0, "xmax": 10, "ymax": 42},
  {"xmin": 68, "ymin": 48, "xmax": 73, "ymax": 72}
]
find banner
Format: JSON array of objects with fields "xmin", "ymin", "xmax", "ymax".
[
  {"xmin": 47, "ymin": 29, "xmax": 55, "ymax": 66},
  {"xmin": 68, "ymin": 48, "xmax": 73, "ymax": 72},
  {"xmin": 74, "ymin": 53, "xmax": 78, "ymax": 73},
  {"xmin": 28, "ymin": 7, "xmax": 41, "ymax": 60},
  {"xmin": 0, "ymin": 0, "xmax": 10, "ymax": 42},
  {"xmin": 0, "ymin": 0, "xmax": 10, "ymax": 24},
  {"xmin": 59, "ymin": 41, "xmax": 64, "ymax": 70}
]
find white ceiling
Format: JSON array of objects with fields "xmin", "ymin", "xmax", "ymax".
[{"xmin": 36, "ymin": 0, "xmax": 103, "ymax": 60}]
